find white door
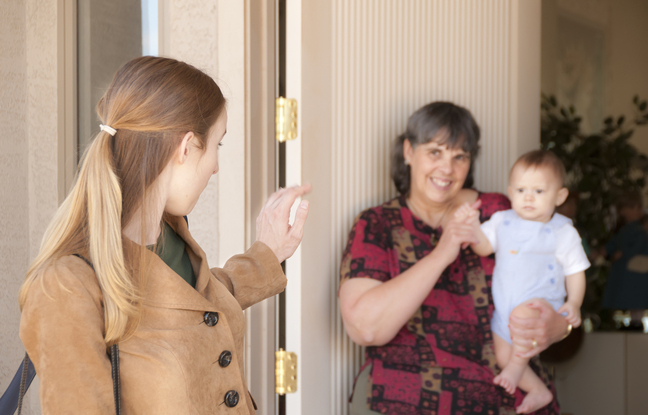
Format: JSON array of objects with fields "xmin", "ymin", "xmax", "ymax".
[{"xmin": 279, "ymin": 1, "xmax": 542, "ymax": 414}]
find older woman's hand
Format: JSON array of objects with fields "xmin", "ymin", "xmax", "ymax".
[
  {"xmin": 434, "ymin": 216, "xmax": 480, "ymax": 266},
  {"xmin": 509, "ymin": 299, "xmax": 569, "ymax": 358},
  {"xmin": 256, "ymin": 184, "xmax": 312, "ymax": 263}
]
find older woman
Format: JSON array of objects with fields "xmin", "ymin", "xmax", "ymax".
[{"xmin": 339, "ymin": 102, "xmax": 569, "ymax": 414}]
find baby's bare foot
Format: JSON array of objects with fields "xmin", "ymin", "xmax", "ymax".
[
  {"xmin": 515, "ymin": 386, "xmax": 552, "ymax": 414},
  {"xmin": 493, "ymin": 365, "xmax": 524, "ymax": 395},
  {"xmin": 493, "ymin": 374, "xmax": 514, "ymax": 394}
]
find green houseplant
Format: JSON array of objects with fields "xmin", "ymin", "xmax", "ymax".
[{"xmin": 540, "ymin": 94, "xmax": 648, "ymax": 328}]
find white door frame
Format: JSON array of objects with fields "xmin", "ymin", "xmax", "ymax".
[{"xmin": 284, "ymin": 1, "xmax": 304, "ymax": 413}]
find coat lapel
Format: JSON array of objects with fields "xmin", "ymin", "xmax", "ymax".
[
  {"xmin": 123, "ymin": 220, "xmax": 217, "ymax": 313},
  {"xmin": 165, "ymin": 215, "xmax": 214, "ymax": 295}
]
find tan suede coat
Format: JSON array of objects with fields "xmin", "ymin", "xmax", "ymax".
[{"xmin": 20, "ymin": 216, "xmax": 286, "ymax": 414}]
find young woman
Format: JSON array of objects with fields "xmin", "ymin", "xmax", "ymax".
[{"xmin": 19, "ymin": 56, "xmax": 310, "ymax": 414}]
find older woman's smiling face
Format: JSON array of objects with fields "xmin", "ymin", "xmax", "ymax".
[{"xmin": 404, "ymin": 137, "xmax": 471, "ymax": 208}]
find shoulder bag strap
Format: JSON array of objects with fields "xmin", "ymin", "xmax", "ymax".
[
  {"xmin": 16, "ymin": 354, "xmax": 32, "ymax": 415},
  {"xmin": 0, "ymin": 352, "xmax": 36, "ymax": 415},
  {"xmin": 110, "ymin": 344, "xmax": 121, "ymax": 414}
]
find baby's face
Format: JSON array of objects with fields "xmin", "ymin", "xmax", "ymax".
[{"xmin": 507, "ymin": 164, "xmax": 568, "ymax": 223}]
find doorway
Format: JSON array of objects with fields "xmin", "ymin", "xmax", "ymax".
[{"xmin": 248, "ymin": 2, "xmax": 542, "ymax": 415}]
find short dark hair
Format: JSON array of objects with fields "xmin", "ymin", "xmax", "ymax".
[
  {"xmin": 616, "ymin": 190, "xmax": 643, "ymax": 210},
  {"xmin": 391, "ymin": 102, "xmax": 481, "ymax": 195},
  {"xmin": 512, "ymin": 150, "xmax": 566, "ymax": 187}
]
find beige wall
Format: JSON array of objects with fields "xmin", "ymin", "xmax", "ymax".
[
  {"xmin": 0, "ymin": 0, "xmax": 30, "ymax": 405},
  {"xmin": 162, "ymin": 0, "xmax": 247, "ymax": 270},
  {"xmin": 0, "ymin": 0, "xmax": 60, "ymax": 413},
  {"xmin": 78, "ymin": 0, "xmax": 142, "ymax": 151},
  {"xmin": 161, "ymin": 0, "xmax": 222, "ymax": 269},
  {"xmin": 542, "ymin": 0, "xmax": 648, "ymax": 156}
]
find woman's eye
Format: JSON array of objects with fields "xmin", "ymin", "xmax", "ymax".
[
  {"xmin": 536, "ymin": 189, "xmax": 543, "ymax": 194},
  {"xmin": 430, "ymin": 149, "xmax": 440, "ymax": 156}
]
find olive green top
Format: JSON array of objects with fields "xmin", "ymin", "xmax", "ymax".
[{"xmin": 150, "ymin": 221, "xmax": 196, "ymax": 288}]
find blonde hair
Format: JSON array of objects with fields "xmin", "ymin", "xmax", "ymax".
[{"xmin": 19, "ymin": 56, "xmax": 226, "ymax": 345}]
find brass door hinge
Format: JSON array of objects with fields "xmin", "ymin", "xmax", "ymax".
[
  {"xmin": 275, "ymin": 348, "xmax": 297, "ymax": 395},
  {"xmin": 275, "ymin": 97, "xmax": 298, "ymax": 142}
]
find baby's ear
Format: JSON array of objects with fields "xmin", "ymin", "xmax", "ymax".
[
  {"xmin": 507, "ymin": 185, "xmax": 514, "ymax": 200},
  {"xmin": 556, "ymin": 187, "xmax": 569, "ymax": 207}
]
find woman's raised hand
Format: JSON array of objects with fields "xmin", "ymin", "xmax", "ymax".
[
  {"xmin": 435, "ymin": 209, "xmax": 480, "ymax": 265},
  {"xmin": 256, "ymin": 184, "xmax": 312, "ymax": 263}
]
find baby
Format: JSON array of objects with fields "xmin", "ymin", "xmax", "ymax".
[{"xmin": 456, "ymin": 150, "xmax": 589, "ymax": 414}]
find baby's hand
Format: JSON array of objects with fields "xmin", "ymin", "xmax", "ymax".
[
  {"xmin": 557, "ymin": 302, "xmax": 581, "ymax": 328},
  {"xmin": 454, "ymin": 202, "xmax": 480, "ymax": 227},
  {"xmin": 453, "ymin": 201, "xmax": 482, "ymax": 249}
]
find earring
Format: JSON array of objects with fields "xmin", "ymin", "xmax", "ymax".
[{"xmin": 404, "ymin": 159, "xmax": 410, "ymax": 166}]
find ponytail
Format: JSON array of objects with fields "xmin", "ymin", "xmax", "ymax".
[
  {"xmin": 85, "ymin": 130, "xmax": 139, "ymax": 344},
  {"xmin": 20, "ymin": 130, "xmax": 139, "ymax": 345}
]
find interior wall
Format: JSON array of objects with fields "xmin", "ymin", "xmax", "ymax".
[
  {"xmin": 542, "ymin": 0, "xmax": 648, "ymax": 156},
  {"xmin": 608, "ymin": 0, "xmax": 648, "ymax": 157}
]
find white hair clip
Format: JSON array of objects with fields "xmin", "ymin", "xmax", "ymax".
[{"xmin": 99, "ymin": 124, "xmax": 117, "ymax": 136}]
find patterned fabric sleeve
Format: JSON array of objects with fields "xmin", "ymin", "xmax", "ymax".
[
  {"xmin": 478, "ymin": 192, "xmax": 511, "ymax": 221},
  {"xmin": 340, "ymin": 207, "xmax": 394, "ymax": 286}
]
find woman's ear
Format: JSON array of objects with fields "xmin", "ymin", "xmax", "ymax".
[
  {"xmin": 556, "ymin": 187, "xmax": 569, "ymax": 207},
  {"xmin": 403, "ymin": 139, "xmax": 413, "ymax": 164},
  {"xmin": 175, "ymin": 131, "xmax": 195, "ymax": 164}
]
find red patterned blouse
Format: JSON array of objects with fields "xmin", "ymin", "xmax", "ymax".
[{"xmin": 339, "ymin": 193, "xmax": 560, "ymax": 415}]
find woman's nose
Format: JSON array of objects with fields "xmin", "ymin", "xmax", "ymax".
[{"xmin": 439, "ymin": 156, "xmax": 453, "ymax": 173}]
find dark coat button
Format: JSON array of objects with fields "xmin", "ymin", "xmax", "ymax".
[
  {"xmin": 224, "ymin": 390, "xmax": 239, "ymax": 407},
  {"xmin": 203, "ymin": 312, "xmax": 219, "ymax": 327},
  {"xmin": 219, "ymin": 351, "xmax": 232, "ymax": 368}
]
